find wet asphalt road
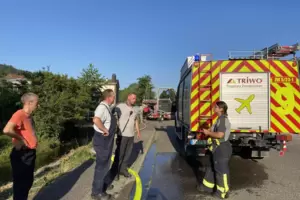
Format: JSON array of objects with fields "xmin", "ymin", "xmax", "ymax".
[{"xmin": 135, "ymin": 121, "xmax": 300, "ymax": 200}]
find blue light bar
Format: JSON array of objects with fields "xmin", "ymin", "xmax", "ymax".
[{"xmin": 194, "ymin": 54, "xmax": 200, "ymax": 61}]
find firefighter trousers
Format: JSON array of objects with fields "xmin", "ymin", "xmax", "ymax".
[{"xmin": 202, "ymin": 141, "xmax": 232, "ymax": 199}]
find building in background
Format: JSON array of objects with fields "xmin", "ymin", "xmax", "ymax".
[
  {"xmin": 3, "ymin": 74, "xmax": 30, "ymax": 85},
  {"xmin": 0, "ymin": 74, "xmax": 31, "ymax": 92},
  {"xmin": 101, "ymin": 73, "xmax": 120, "ymax": 105}
]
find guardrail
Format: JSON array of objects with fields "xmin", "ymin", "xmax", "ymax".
[{"xmin": 228, "ymin": 50, "xmax": 265, "ymax": 60}]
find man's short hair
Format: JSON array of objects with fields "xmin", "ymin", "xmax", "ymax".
[
  {"xmin": 21, "ymin": 92, "xmax": 38, "ymax": 104},
  {"xmin": 102, "ymin": 89, "xmax": 115, "ymax": 100},
  {"xmin": 128, "ymin": 92, "xmax": 136, "ymax": 97}
]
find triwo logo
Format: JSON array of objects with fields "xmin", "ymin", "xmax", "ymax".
[
  {"xmin": 227, "ymin": 77, "xmax": 263, "ymax": 84},
  {"xmin": 227, "ymin": 78, "xmax": 236, "ymax": 84}
]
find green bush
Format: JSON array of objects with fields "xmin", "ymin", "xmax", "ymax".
[{"xmin": 0, "ymin": 135, "xmax": 10, "ymax": 150}]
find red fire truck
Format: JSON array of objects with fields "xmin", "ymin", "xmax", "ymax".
[
  {"xmin": 175, "ymin": 43, "xmax": 300, "ymax": 159},
  {"xmin": 142, "ymin": 99, "xmax": 173, "ymax": 120}
]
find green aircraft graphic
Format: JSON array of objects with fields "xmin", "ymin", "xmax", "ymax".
[{"xmin": 235, "ymin": 94, "xmax": 255, "ymax": 114}]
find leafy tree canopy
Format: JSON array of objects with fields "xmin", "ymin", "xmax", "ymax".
[
  {"xmin": 78, "ymin": 63, "xmax": 106, "ymax": 109},
  {"xmin": 119, "ymin": 83, "xmax": 139, "ymax": 102},
  {"xmin": 136, "ymin": 75, "xmax": 155, "ymax": 104},
  {"xmin": 118, "ymin": 75, "xmax": 155, "ymax": 105},
  {"xmin": 0, "ymin": 63, "xmax": 106, "ymax": 142},
  {"xmin": 159, "ymin": 88, "xmax": 176, "ymax": 101}
]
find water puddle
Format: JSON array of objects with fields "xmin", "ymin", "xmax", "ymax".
[
  {"xmin": 147, "ymin": 153, "xmax": 186, "ymax": 200},
  {"xmin": 130, "ymin": 144, "xmax": 157, "ymax": 200},
  {"xmin": 229, "ymin": 156, "xmax": 268, "ymax": 191},
  {"xmin": 128, "ymin": 128, "xmax": 268, "ymax": 200}
]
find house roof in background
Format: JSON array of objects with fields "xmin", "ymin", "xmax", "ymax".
[{"xmin": 5, "ymin": 73, "xmax": 26, "ymax": 80}]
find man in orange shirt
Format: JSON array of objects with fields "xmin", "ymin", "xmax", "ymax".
[{"xmin": 3, "ymin": 92, "xmax": 39, "ymax": 200}]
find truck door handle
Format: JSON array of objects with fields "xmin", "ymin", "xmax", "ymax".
[{"xmin": 237, "ymin": 127, "xmax": 252, "ymax": 130}]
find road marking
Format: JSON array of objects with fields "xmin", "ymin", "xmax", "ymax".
[{"xmin": 111, "ymin": 155, "xmax": 142, "ymax": 200}]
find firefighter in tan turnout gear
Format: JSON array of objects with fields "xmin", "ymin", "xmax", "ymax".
[{"xmin": 197, "ymin": 101, "xmax": 232, "ymax": 199}]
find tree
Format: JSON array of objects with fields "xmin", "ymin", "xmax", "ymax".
[
  {"xmin": 0, "ymin": 63, "xmax": 106, "ymax": 143},
  {"xmin": 169, "ymin": 89, "xmax": 176, "ymax": 101},
  {"xmin": 0, "ymin": 80, "xmax": 22, "ymax": 128},
  {"xmin": 78, "ymin": 64, "xmax": 106, "ymax": 109},
  {"xmin": 159, "ymin": 88, "xmax": 176, "ymax": 101},
  {"xmin": 159, "ymin": 91, "xmax": 168, "ymax": 99},
  {"xmin": 78, "ymin": 64, "xmax": 105, "ymax": 88},
  {"xmin": 30, "ymin": 71, "xmax": 91, "ymax": 139},
  {"xmin": 136, "ymin": 75, "xmax": 155, "ymax": 105},
  {"xmin": 119, "ymin": 83, "xmax": 139, "ymax": 102}
]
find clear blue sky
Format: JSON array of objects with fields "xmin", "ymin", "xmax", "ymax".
[{"xmin": 0, "ymin": 0, "xmax": 299, "ymax": 89}]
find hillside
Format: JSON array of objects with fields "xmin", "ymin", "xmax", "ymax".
[{"xmin": 0, "ymin": 64, "xmax": 32, "ymax": 78}]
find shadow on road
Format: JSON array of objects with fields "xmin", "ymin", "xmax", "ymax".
[
  {"xmin": 128, "ymin": 140, "xmax": 144, "ymax": 167},
  {"xmin": 106, "ymin": 139, "xmax": 144, "ymax": 185},
  {"xmin": 33, "ymin": 159, "xmax": 94, "ymax": 200},
  {"xmin": 157, "ymin": 125, "xmax": 268, "ymax": 192}
]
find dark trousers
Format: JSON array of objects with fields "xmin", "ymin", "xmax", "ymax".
[
  {"xmin": 112, "ymin": 135, "xmax": 134, "ymax": 174},
  {"xmin": 10, "ymin": 147, "xmax": 36, "ymax": 200},
  {"xmin": 202, "ymin": 141, "xmax": 232, "ymax": 199},
  {"xmin": 92, "ymin": 131, "xmax": 115, "ymax": 195}
]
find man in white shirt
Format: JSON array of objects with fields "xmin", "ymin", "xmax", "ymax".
[{"xmin": 91, "ymin": 89, "xmax": 116, "ymax": 200}]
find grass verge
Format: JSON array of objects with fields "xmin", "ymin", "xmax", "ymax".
[
  {"xmin": 0, "ymin": 137, "xmax": 63, "ymax": 186},
  {"xmin": 0, "ymin": 143, "xmax": 94, "ymax": 200}
]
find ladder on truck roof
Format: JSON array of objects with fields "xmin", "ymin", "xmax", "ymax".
[{"xmin": 229, "ymin": 42, "xmax": 300, "ymax": 60}]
